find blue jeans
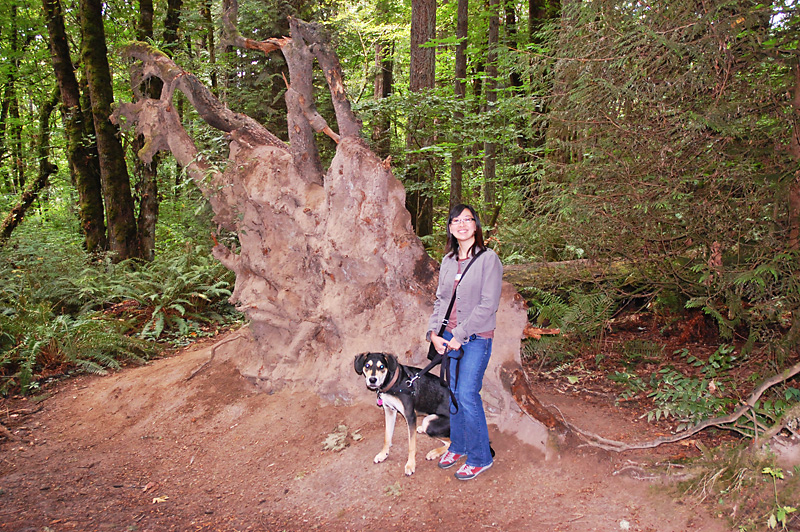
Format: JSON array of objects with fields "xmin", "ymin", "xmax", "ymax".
[{"xmin": 443, "ymin": 331, "xmax": 493, "ymax": 468}]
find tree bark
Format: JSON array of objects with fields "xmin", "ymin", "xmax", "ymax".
[
  {"xmin": 164, "ymin": 0, "xmax": 184, "ymax": 57},
  {"xmin": 483, "ymin": 0, "xmax": 500, "ymax": 211},
  {"xmin": 372, "ymin": 38, "xmax": 394, "ymax": 160},
  {"xmin": 112, "ymin": 16, "xmax": 547, "ymax": 453},
  {"xmin": 406, "ymin": 0, "xmax": 436, "ymax": 237},
  {"xmin": 43, "ymin": 0, "xmax": 107, "ymax": 252},
  {"xmin": 5, "ymin": 1, "xmax": 23, "ymax": 192},
  {"xmin": 81, "ymin": 0, "xmax": 139, "ymax": 260},
  {"xmin": 787, "ymin": 63, "xmax": 800, "ymax": 251},
  {"xmin": 0, "ymin": 89, "xmax": 59, "ymax": 245},
  {"xmin": 132, "ymin": 0, "xmax": 165, "ymax": 261},
  {"xmin": 450, "ymin": 0, "xmax": 468, "ymax": 209}
]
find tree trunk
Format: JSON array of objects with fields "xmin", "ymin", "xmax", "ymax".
[
  {"xmin": 164, "ymin": 0, "xmax": 184, "ymax": 57},
  {"xmin": 112, "ymin": 12, "xmax": 547, "ymax": 453},
  {"xmin": 450, "ymin": 0, "xmax": 468, "ymax": 209},
  {"xmin": 43, "ymin": 0, "xmax": 107, "ymax": 252},
  {"xmin": 132, "ymin": 0, "xmax": 162, "ymax": 261},
  {"xmin": 5, "ymin": 1, "xmax": 24, "ymax": 192},
  {"xmin": 406, "ymin": 0, "xmax": 436, "ymax": 237},
  {"xmin": 372, "ymin": 38, "xmax": 393, "ymax": 160},
  {"xmin": 0, "ymin": 89, "xmax": 59, "ymax": 245},
  {"xmin": 81, "ymin": 0, "xmax": 139, "ymax": 260},
  {"xmin": 483, "ymin": 0, "xmax": 499, "ymax": 211},
  {"xmin": 200, "ymin": 0, "xmax": 218, "ymax": 92},
  {"xmin": 788, "ymin": 63, "xmax": 800, "ymax": 251}
]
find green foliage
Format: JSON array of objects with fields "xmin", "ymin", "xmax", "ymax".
[
  {"xmin": 620, "ymin": 339, "xmax": 664, "ymax": 368},
  {"xmin": 763, "ymin": 467, "xmax": 798, "ymax": 530},
  {"xmin": 106, "ymin": 246, "xmax": 236, "ymax": 342},
  {"xmin": 0, "ymin": 304, "xmax": 151, "ymax": 395},
  {"xmin": 608, "ymin": 345, "xmax": 742, "ymax": 429},
  {"xmin": 0, "ymin": 205, "xmax": 240, "ymax": 394},
  {"xmin": 522, "ymin": 285, "xmax": 619, "ymax": 369},
  {"xmin": 645, "ymin": 366, "xmax": 734, "ymax": 428},
  {"xmin": 530, "ymin": 0, "xmax": 800, "ymax": 359}
]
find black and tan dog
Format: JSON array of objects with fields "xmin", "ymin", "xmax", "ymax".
[{"xmin": 354, "ymin": 352, "xmax": 450, "ymax": 476}]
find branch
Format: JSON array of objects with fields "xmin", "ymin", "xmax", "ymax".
[
  {"xmin": 567, "ymin": 358, "xmax": 800, "ymax": 452},
  {"xmin": 120, "ymin": 42, "xmax": 284, "ymax": 150}
]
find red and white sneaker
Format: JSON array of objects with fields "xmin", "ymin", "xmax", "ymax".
[
  {"xmin": 453, "ymin": 462, "xmax": 493, "ymax": 480},
  {"xmin": 437, "ymin": 450, "xmax": 465, "ymax": 469}
]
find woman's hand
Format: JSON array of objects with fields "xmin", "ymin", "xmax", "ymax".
[
  {"xmin": 431, "ymin": 334, "xmax": 462, "ymax": 354},
  {"xmin": 446, "ymin": 338, "xmax": 462, "ymax": 351},
  {"xmin": 431, "ymin": 334, "xmax": 448, "ymax": 354}
]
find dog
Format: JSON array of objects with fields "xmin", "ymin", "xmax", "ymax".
[{"xmin": 354, "ymin": 352, "xmax": 450, "ymax": 476}]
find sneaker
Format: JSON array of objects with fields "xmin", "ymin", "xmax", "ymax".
[
  {"xmin": 453, "ymin": 462, "xmax": 493, "ymax": 480},
  {"xmin": 437, "ymin": 450, "xmax": 465, "ymax": 469}
]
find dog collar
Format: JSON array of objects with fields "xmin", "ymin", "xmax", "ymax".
[{"xmin": 379, "ymin": 366, "xmax": 401, "ymax": 393}]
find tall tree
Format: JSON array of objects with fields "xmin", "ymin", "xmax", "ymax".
[
  {"xmin": 3, "ymin": 0, "xmax": 23, "ymax": 191},
  {"xmin": 483, "ymin": 0, "xmax": 500, "ymax": 218},
  {"xmin": 449, "ymin": 0, "xmax": 468, "ymax": 208},
  {"xmin": 199, "ymin": 0, "xmax": 218, "ymax": 92},
  {"xmin": 133, "ymin": 0, "xmax": 162, "ymax": 261},
  {"xmin": 164, "ymin": 0, "xmax": 184, "ymax": 57},
  {"xmin": 406, "ymin": 0, "xmax": 436, "ymax": 236},
  {"xmin": 0, "ymin": 88, "xmax": 59, "ymax": 244},
  {"xmin": 80, "ymin": 0, "xmax": 139, "ymax": 260},
  {"xmin": 372, "ymin": 37, "xmax": 393, "ymax": 159},
  {"xmin": 42, "ymin": 0, "xmax": 107, "ymax": 252}
]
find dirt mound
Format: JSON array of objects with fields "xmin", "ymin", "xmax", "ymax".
[{"xmin": 0, "ymin": 335, "xmax": 730, "ymax": 531}]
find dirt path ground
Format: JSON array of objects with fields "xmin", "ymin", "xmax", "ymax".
[{"xmin": 0, "ymin": 335, "xmax": 732, "ymax": 532}]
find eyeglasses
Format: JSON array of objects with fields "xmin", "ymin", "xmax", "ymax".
[{"xmin": 450, "ymin": 217, "xmax": 475, "ymax": 226}]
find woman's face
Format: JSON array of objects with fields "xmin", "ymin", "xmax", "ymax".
[{"xmin": 449, "ymin": 209, "xmax": 477, "ymax": 245}]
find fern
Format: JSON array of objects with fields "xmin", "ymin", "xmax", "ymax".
[
  {"xmin": 525, "ymin": 286, "xmax": 570, "ymax": 328},
  {"xmin": 0, "ymin": 304, "xmax": 154, "ymax": 394},
  {"xmin": 561, "ymin": 291, "xmax": 617, "ymax": 340}
]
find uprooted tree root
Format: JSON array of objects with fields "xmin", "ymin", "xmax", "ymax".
[{"xmin": 509, "ymin": 358, "xmax": 800, "ymax": 453}]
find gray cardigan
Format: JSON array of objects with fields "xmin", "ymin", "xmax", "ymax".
[{"xmin": 427, "ymin": 248, "xmax": 503, "ymax": 345}]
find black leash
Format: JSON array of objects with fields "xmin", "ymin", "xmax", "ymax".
[{"xmin": 406, "ymin": 346, "xmax": 463, "ymax": 413}]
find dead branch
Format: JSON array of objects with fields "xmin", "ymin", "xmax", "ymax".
[
  {"xmin": 567, "ymin": 359, "xmax": 800, "ymax": 452},
  {"xmin": 523, "ymin": 324, "xmax": 560, "ymax": 339}
]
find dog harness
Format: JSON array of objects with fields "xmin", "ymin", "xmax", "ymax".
[{"xmin": 409, "ymin": 346, "xmax": 464, "ymax": 414}]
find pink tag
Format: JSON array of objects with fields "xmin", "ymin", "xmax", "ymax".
[{"xmin": 377, "ymin": 397, "xmax": 383, "ymax": 407}]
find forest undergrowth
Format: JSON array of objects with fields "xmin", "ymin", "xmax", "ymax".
[{"xmin": 524, "ymin": 305, "xmax": 800, "ymax": 531}]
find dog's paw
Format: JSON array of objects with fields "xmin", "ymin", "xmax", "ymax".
[
  {"xmin": 416, "ymin": 425, "xmax": 426, "ymax": 434},
  {"xmin": 374, "ymin": 451, "xmax": 389, "ymax": 464},
  {"xmin": 404, "ymin": 461, "xmax": 415, "ymax": 476},
  {"xmin": 425, "ymin": 449, "xmax": 442, "ymax": 461}
]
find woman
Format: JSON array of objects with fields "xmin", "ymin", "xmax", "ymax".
[{"xmin": 426, "ymin": 204, "xmax": 503, "ymax": 480}]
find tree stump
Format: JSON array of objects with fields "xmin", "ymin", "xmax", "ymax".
[{"xmin": 112, "ymin": 14, "xmax": 551, "ymax": 454}]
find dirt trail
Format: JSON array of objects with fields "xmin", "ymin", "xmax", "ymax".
[{"xmin": 0, "ymin": 336, "xmax": 731, "ymax": 531}]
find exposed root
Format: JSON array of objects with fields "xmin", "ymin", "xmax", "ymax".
[
  {"xmin": 515, "ymin": 358, "xmax": 800, "ymax": 452},
  {"xmin": 185, "ymin": 330, "xmax": 246, "ymax": 381}
]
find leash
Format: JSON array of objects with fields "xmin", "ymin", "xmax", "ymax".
[{"xmin": 406, "ymin": 346, "xmax": 463, "ymax": 414}]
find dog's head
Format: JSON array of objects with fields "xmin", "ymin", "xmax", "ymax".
[{"xmin": 354, "ymin": 352, "xmax": 398, "ymax": 391}]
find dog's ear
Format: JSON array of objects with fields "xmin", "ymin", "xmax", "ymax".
[
  {"xmin": 384, "ymin": 353, "xmax": 398, "ymax": 374},
  {"xmin": 354, "ymin": 353, "xmax": 368, "ymax": 375}
]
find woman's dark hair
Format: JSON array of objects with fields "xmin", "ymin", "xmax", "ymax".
[{"xmin": 444, "ymin": 204, "xmax": 486, "ymax": 258}]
